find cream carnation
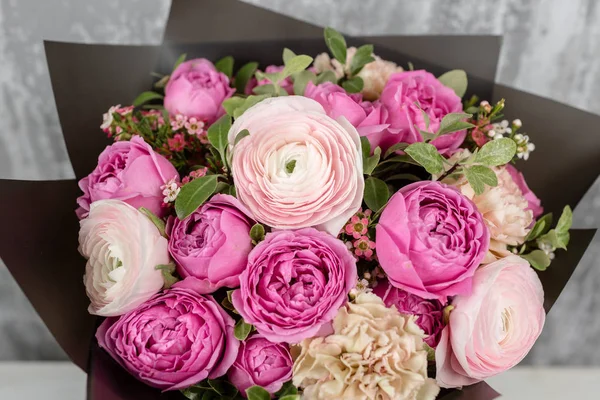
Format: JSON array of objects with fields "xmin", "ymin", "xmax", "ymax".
[
  {"xmin": 79, "ymin": 199, "xmax": 167, "ymax": 316},
  {"xmin": 292, "ymin": 293, "xmax": 439, "ymax": 400},
  {"xmin": 313, "ymin": 48, "xmax": 403, "ymax": 100},
  {"xmin": 228, "ymin": 96, "xmax": 364, "ymax": 236}
]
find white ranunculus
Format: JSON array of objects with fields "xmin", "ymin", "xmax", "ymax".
[{"xmin": 79, "ymin": 199, "xmax": 167, "ymax": 316}]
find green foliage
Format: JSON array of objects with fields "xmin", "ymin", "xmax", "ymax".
[
  {"xmin": 234, "ymin": 129, "xmax": 250, "ymax": 145},
  {"xmin": 235, "ymin": 62, "xmax": 259, "ymax": 93},
  {"xmin": 316, "ymin": 70, "xmax": 338, "ymax": 84},
  {"xmin": 275, "ymin": 381, "xmax": 298, "ymax": 398},
  {"xmin": 292, "ymin": 70, "xmax": 317, "ymax": 95},
  {"xmin": 324, "ymin": 27, "xmax": 347, "ymax": 64},
  {"xmin": 132, "ymin": 91, "xmax": 164, "ymax": 107},
  {"xmin": 173, "ymin": 53, "xmax": 187, "ymax": 70},
  {"xmin": 342, "ymin": 76, "xmax": 364, "ymax": 93},
  {"xmin": 364, "ymin": 177, "xmax": 390, "ymax": 212},
  {"xmin": 525, "ymin": 213, "xmax": 553, "ymax": 241},
  {"xmin": 438, "ymin": 69, "xmax": 468, "ymax": 98},
  {"xmin": 282, "ymin": 48, "xmax": 296, "ymax": 64},
  {"xmin": 383, "ymin": 142, "xmax": 409, "ymax": 158},
  {"xmin": 250, "ymin": 223, "xmax": 266, "ymax": 244},
  {"xmin": 215, "ymin": 56, "xmax": 234, "ymax": 78},
  {"xmin": 138, "ymin": 207, "xmax": 166, "ymax": 237},
  {"xmin": 282, "ymin": 55, "xmax": 313, "ymax": 78},
  {"xmin": 464, "ymin": 165, "xmax": 498, "ymax": 195},
  {"xmin": 175, "ymin": 175, "xmax": 219, "ymax": 219},
  {"xmin": 472, "ymin": 138, "xmax": 517, "ymax": 166},
  {"xmin": 222, "ymin": 95, "xmax": 270, "ymax": 119},
  {"xmin": 155, "ymin": 263, "xmax": 178, "ymax": 289},
  {"xmin": 235, "ymin": 319, "xmax": 254, "ymax": 341},
  {"xmin": 349, "ymin": 44, "xmax": 375, "ymax": 76},
  {"xmin": 360, "ymin": 137, "xmax": 381, "ymax": 175},
  {"xmin": 207, "ymin": 115, "xmax": 232, "ymax": 169},
  {"xmin": 436, "ymin": 112, "xmax": 475, "ymax": 136},
  {"xmin": 404, "ymin": 142, "xmax": 445, "ymax": 175},
  {"xmin": 522, "ymin": 250, "xmax": 551, "ymax": 271}
]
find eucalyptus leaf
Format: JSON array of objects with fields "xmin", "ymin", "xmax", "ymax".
[
  {"xmin": 282, "ymin": 55, "xmax": 313, "ymax": 78},
  {"xmin": 404, "ymin": 142, "xmax": 445, "ymax": 175},
  {"xmin": 438, "ymin": 69, "xmax": 468, "ymax": 98},
  {"xmin": 324, "ymin": 27, "xmax": 347, "ymax": 64},
  {"xmin": 138, "ymin": 207, "xmax": 166, "ymax": 237},
  {"xmin": 282, "ymin": 48, "xmax": 296, "ymax": 64},
  {"xmin": 207, "ymin": 115, "xmax": 232, "ymax": 168},
  {"xmin": 235, "ymin": 319, "xmax": 254, "ymax": 341},
  {"xmin": 215, "ymin": 56, "xmax": 234, "ymax": 78},
  {"xmin": 175, "ymin": 175, "xmax": 219, "ymax": 219},
  {"xmin": 316, "ymin": 70, "xmax": 338, "ymax": 84},
  {"xmin": 436, "ymin": 112, "xmax": 474, "ymax": 136},
  {"xmin": 173, "ymin": 53, "xmax": 187, "ymax": 70},
  {"xmin": 473, "ymin": 138, "xmax": 517, "ymax": 166},
  {"xmin": 132, "ymin": 91, "xmax": 164, "ymax": 106},
  {"xmin": 235, "ymin": 62, "xmax": 259, "ymax": 93},
  {"xmin": 383, "ymin": 142, "xmax": 409, "ymax": 158},
  {"xmin": 342, "ymin": 76, "xmax": 364, "ymax": 93},
  {"xmin": 350, "ymin": 44, "xmax": 375, "ymax": 76},
  {"xmin": 364, "ymin": 177, "xmax": 390, "ymax": 212},
  {"xmin": 522, "ymin": 250, "xmax": 551, "ymax": 271},
  {"xmin": 465, "ymin": 165, "xmax": 498, "ymax": 195},
  {"xmin": 292, "ymin": 70, "xmax": 317, "ymax": 95}
]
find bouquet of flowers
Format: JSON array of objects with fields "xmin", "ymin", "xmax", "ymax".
[{"xmin": 1, "ymin": 1, "xmax": 599, "ymax": 400}]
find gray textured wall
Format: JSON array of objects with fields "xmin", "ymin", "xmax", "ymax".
[{"xmin": 0, "ymin": 0, "xmax": 599, "ymax": 365}]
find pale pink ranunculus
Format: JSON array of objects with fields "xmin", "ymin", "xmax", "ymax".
[
  {"xmin": 435, "ymin": 255, "xmax": 545, "ymax": 388},
  {"xmin": 164, "ymin": 58, "xmax": 235, "ymax": 124},
  {"xmin": 76, "ymin": 135, "xmax": 178, "ymax": 219},
  {"xmin": 228, "ymin": 334, "xmax": 293, "ymax": 397},
  {"xmin": 505, "ymin": 164, "xmax": 543, "ymax": 219},
  {"xmin": 304, "ymin": 81, "xmax": 389, "ymax": 142},
  {"xmin": 376, "ymin": 181, "xmax": 489, "ymax": 302},
  {"xmin": 378, "ymin": 70, "xmax": 465, "ymax": 155},
  {"xmin": 167, "ymin": 194, "xmax": 254, "ymax": 294},
  {"xmin": 79, "ymin": 200, "xmax": 167, "ymax": 316},
  {"xmin": 227, "ymin": 96, "xmax": 364, "ymax": 236}
]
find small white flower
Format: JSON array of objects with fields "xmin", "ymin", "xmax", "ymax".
[
  {"xmin": 514, "ymin": 133, "xmax": 524, "ymax": 142},
  {"xmin": 500, "ymin": 120, "xmax": 509, "ymax": 128},
  {"xmin": 494, "ymin": 133, "xmax": 503, "ymax": 140},
  {"xmin": 487, "ymin": 129, "xmax": 497, "ymax": 137},
  {"xmin": 506, "ymin": 127, "xmax": 512, "ymax": 134},
  {"xmin": 160, "ymin": 178, "xmax": 180, "ymax": 203},
  {"xmin": 101, "ymin": 104, "xmax": 121, "ymax": 130},
  {"xmin": 512, "ymin": 119, "xmax": 522, "ymax": 128},
  {"xmin": 480, "ymin": 100, "xmax": 490, "ymax": 107}
]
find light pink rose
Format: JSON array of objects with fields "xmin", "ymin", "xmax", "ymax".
[
  {"xmin": 505, "ymin": 164, "xmax": 543, "ymax": 219},
  {"xmin": 304, "ymin": 81, "xmax": 389, "ymax": 141},
  {"xmin": 76, "ymin": 135, "xmax": 178, "ymax": 219},
  {"xmin": 227, "ymin": 96, "xmax": 364, "ymax": 236},
  {"xmin": 79, "ymin": 200, "xmax": 167, "ymax": 316},
  {"xmin": 378, "ymin": 70, "xmax": 465, "ymax": 154},
  {"xmin": 435, "ymin": 255, "xmax": 545, "ymax": 388},
  {"xmin": 164, "ymin": 58, "xmax": 235, "ymax": 123}
]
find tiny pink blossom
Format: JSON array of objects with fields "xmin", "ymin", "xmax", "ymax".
[
  {"xmin": 344, "ymin": 215, "xmax": 369, "ymax": 239},
  {"xmin": 185, "ymin": 117, "xmax": 205, "ymax": 136},
  {"xmin": 171, "ymin": 114, "xmax": 187, "ymax": 131},
  {"xmin": 353, "ymin": 236, "xmax": 376, "ymax": 260},
  {"xmin": 182, "ymin": 167, "xmax": 208, "ymax": 184},
  {"xmin": 167, "ymin": 133, "xmax": 186, "ymax": 152}
]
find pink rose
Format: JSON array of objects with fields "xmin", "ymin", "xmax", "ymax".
[
  {"xmin": 76, "ymin": 135, "xmax": 178, "ymax": 219},
  {"xmin": 164, "ymin": 58, "xmax": 235, "ymax": 123},
  {"xmin": 373, "ymin": 279, "xmax": 445, "ymax": 348},
  {"xmin": 231, "ymin": 228, "xmax": 357, "ymax": 343},
  {"xmin": 304, "ymin": 81, "xmax": 389, "ymax": 141},
  {"xmin": 378, "ymin": 70, "xmax": 465, "ymax": 154},
  {"xmin": 228, "ymin": 334, "xmax": 293, "ymax": 397},
  {"xmin": 167, "ymin": 194, "xmax": 254, "ymax": 293},
  {"xmin": 435, "ymin": 255, "xmax": 545, "ymax": 388},
  {"xmin": 96, "ymin": 277, "xmax": 239, "ymax": 391},
  {"xmin": 79, "ymin": 200, "xmax": 167, "ymax": 316},
  {"xmin": 376, "ymin": 181, "xmax": 489, "ymax": 302},
  {"xmin": 228, "ymin": 96, "xmax": 364, "ymax": 236},
  {"xmin": 505, "ymin": 164, "xmax": 543, "ymax": 219}
]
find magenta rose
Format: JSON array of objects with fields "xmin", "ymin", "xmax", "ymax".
[
  {"xmin": 231, "ymin": 228, "xmax": 357, "ymax": 343},
  {"xmin": 304, "ymin": 81, "xmax": 389, "ymax": 140},
  {"xmin": 379, "ymin": 70, "xmax": 465, "ymax": 154},
  {"xmin": 76, "ymin": 135, "xmax": 178, "ymax": 219},
  {"xmin": 167, "ymin": 194, "xmax": 254, "ymax": 294},
  {"xmin": 373, "ymin": 279, "xmax": 444, "ymax": 348},
  {"xmin": 164, "ymin": 58, "xmax": 235, "ymax": 123},
  {"xmin": 96, "ymin": 277, "xmax": 239, "ymax": 391},
  {"xmin": 376, "ymin": 181, "xmax": 489, "ymax": 302},
  {"xmin": 505, "ymin": 164, "xmax": 543, "ymax": 218},
  {"xmin": 228, "ymin": 334, "xmax": 293, "ymax": 397}
]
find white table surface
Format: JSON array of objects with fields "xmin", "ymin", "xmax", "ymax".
[{"xmin": 1, "ymin": 363, "xmax": 599, "ymax": 399}]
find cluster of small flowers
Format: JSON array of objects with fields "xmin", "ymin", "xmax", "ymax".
[
  {"xmin": 181, "ymin": 167, "xmax": 208, "ymax": 184},
  {"xmin": 479, "ymin": 102, "xmax": 535, "ymax": 160},
  {"xmin": 100, "ymin": 104, "xmax": 134, "ymax": 137},
  {"xmin": 160, "ymin": 177, "xmax": 180, "ymax": 204},
  {"xmin": 342, "ymin": 209, "xmax": 376, "ymax": 260},
  {"xmin": 170, "ymin": 114, "xmax": 208, "ymax": 143}
]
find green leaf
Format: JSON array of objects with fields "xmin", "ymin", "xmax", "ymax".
[
  {"xmin": 285, "ymin": 160, "xmax": 297, "ymax": 173},
  {"xmin": 214, "ymin": 56, "xmax": 234, "ymax": 78},
  {"xmin": 279, "ymin": 396, "xmax": 301, "ymax": 400},
  {"xmin": 526, "ymin": 213, "xmax": 553, "ymax": 241},
  {"xmin": 556, "ymin": 205, "xmax": 573, "ymax": 236},
  {"xmin": 282, "ymin": 48, "xmax": 296, "ymax": 64},
  {"xmin": 404, "ymin": 142, "xmax": 445, "ymax": 175},
  {"xmin": 538, "ymin": 230, "xmax": 568, "ymax": 251},
  {"xmin": 522, "ymin": 250, "xmax": 551, "ymax": 271},
  {"xmin": 384, "ymin": 142, "xmax": 409, "ymax": 158},
  {"xmin": 316, "ymin": 70, "xmax": 338, "ymax": 84},
  {"xmin": 232, "ymin": 95, "xmax": 270, "ymax": 119},
  {"xmin": 436, "ymin": 112, "xmax": 474, "ymax": 136},
  {"xmin": 324, "ymin": 27, "xmax": 347, "ymax": 64},
  {"xmin": 235, "ymin": 319, "xmax": 254, "ymax": 341},
  {"xmin": 349, "ymin": 44, "xmax": 375, "ymax": 76},
  {"xmin": 222, "ymin": 97, "xmax": 245, "ymax": 116},
  {"xmin": 465, "ymin": 106, "xmax": 479, "ymax": 114},
  {"xmin": 292, "ymin": 70, "xmax": 317, "ymax": 95},
  {"xmin": 407, "ymin": 61, "xmax": 415, "ymax": 71},
  {"xmin": 138, "ymin": 207, "xmax": 166, "ymax": 237},
  {"xmin": 155, "ymin": 263, "xmax": 178, "ymax": 289},
  {"xmin": 234, "ymin": 129, "xmax": 250, "ymax": 145},
  {"xmin": 253, "ymin": 84, "xmax": 279, "ymax": 96},
  {"xmin": 364, "ymin": 177, "xmax": 390, "ymax": 212},
  {"xmin": 465, "ymin": 165, "xmax": 498, "ymax": 195},
  {"xmin": 132, "ymin": 91, "xmax": 164, "ymax": 107},
  {"xmin": 473, "ymin": 137, "xmax": 517, "ymax": 166},
  {"xmin": 235, "ymin": 62, "xmax": 259, "ymax": 93},
  {"xmin": 250, "ymin": 223, "xmax": 266, "ymax": 244},
  {"xmin": 207, "ymin": 115, "xmax": 232, "ymax": 168},
  {"xmin": 438, "ymin": 69, "xmax": 468, "ymax": 98},
  {"xmin": 386, "ymin": 173, "xmax": 421, "ymax": 182},
  {"xmin": 360, "ymin": 136, "xmax": 371, "ymax": 160},
  {"xmin": 225, "ymin": 185, "xmax": 237, "ymax": 197},
  {"xmin": 255, "ymin": 71, "xmax": 282, "ymax": 83},
  {"xmin": 414, "ymin": 102, "xmax": 430, "ymax": 131},
  {"xmin": 363, "ymin": 147, "xmax": 381, "ymax": 175},
  {"xmin": 175, "ymin": 175, "xmax": 219, "ymax": 219},
  {"xmin": 173, "ymin": 53, "xmax": 187, "ymax": 70},
  {"xmin": 275, "ymin": 381, "xmax": 298, "ymax": 397},
  {"xmin": 342, "ymin": 76, "xmax": 364, "ymax": 93},
  {"xmin": 282, "ymin": 55, "xmax": 313, "ymax": 78}
]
